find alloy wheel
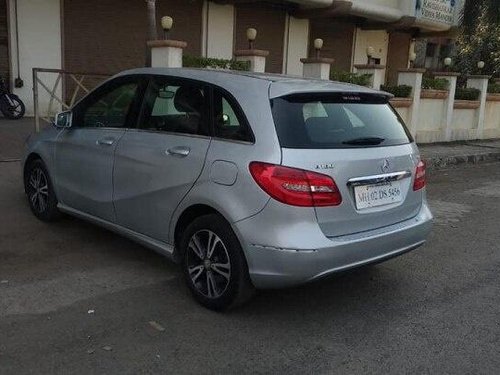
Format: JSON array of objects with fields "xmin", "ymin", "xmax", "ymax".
[
  {"xmin": 27, "ymin": 167, "xmax": 49, "ymax": 213},
  {"xmin": 186, "ymin": 230, "xmax": 231, "ymax": 299}
]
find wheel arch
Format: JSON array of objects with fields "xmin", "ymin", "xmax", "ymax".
[
  {"xmin": 172, "ymin": 203, "xmax": 234, "ymax": 260},
  {"xmin": 23, "ymin": 153, "xmax": 43, "ymax": 185},
  {"xmin": 23, "ymin": 152, "xmax": 60, "ymax": 200},
  {"xmin": 24, "ymin": 152, "xmax": 43, "ymax": 167}
]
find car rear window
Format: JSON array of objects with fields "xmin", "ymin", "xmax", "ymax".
[{"xmin": 270, "ymin": 93, "xmax": 413, "ymax": 149}]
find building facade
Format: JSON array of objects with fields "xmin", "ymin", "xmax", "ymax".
[{"xmin": 2, "ymin": 0, "xmax": 462, "ymax": 115}]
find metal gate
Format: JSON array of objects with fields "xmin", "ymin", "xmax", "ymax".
[{"xmin": 32, "ymin": 68, "xmax": 110, "ymax": 132}]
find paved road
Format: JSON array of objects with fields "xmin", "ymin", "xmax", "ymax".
[
  {"xmin": 0, "ymin": 118, "xmax": 35, "ymax": 161},
  {"xmin": 1, "ymin": 159, "xmax": 500, "ymax": 374}
]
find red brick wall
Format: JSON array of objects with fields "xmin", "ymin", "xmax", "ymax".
[
  {"xmin": 63, "ymin": 0, "xmax": 203, "ymax": 75},
  {"xmin": 234, "ymin": 3, "xmax": 286, "ymax": 73},
  {"xmin": 309, "ymin": 19, "xmax": 355, "ymax": 72},
  {"xmin": 386, "ymin": 31, "xmax": 411, "ymax": 85}
]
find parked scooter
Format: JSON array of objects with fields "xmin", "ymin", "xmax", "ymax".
[{"xmin": 0, "ymin": 76, "xmax": 25, "ymax": 120}]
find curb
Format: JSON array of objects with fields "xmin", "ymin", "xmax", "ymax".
[{"xmin": 423, "ymin": 151, "xmax": 500, "ymax": 170}]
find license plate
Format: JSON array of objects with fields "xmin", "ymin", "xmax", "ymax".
[{"xmin": 354, "ymin": 181, "xmax": 403, "ymax": 210}]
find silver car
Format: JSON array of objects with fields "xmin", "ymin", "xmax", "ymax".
[{"xmin": 23, "ymin": 68, "xmax": 433, "ymax": 310}]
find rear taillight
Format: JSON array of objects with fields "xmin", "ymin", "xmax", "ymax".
[
  {"xmin": 249, "ymin": 162, "xmax": 342, "ymax": 207},
  {"xmin": 413, "ymin": 160, "xmax": 426, "ymax": 191}
]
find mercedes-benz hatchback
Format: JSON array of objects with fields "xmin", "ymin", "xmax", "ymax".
[{"xmin": 23, "ymin": 68, "xmax": 433, "ymax": 310}]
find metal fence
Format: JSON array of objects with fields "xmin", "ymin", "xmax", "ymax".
[{"xmin": 32, "ymin": 68, "xmax": 110, "ymax": 132}]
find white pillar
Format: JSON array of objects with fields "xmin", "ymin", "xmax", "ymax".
[
  {"xmin": 8, "ymin": 0, "xmax": 62, "ymax": 117},
  {"xmin": 285, "ymin": 17, "xmax": 309, "ymax": 76},
  {"xmin": 203, "ymin": 2, "xmax": 234, "ymax": 59},
  {"xmin": 397, "ymin": 68, "xmax": 425, "ymax": 137},
  {"xmin": 466, "ymin": 75, "xmax": 490, "ymax": 139},
  {"xmin": 300, "ymin": 58, "xmax": 334, "ymax": 80},
  {"xmin": 234, "ymin": 50, "xmax": 269, "ymax": 73},
  {"xmin": 147, "ymin": 40, "xmax": 187, "ymax": 68},
  {"xmin": 354, "ymin": 64, "xmax": 386, "ymax": 90},
  {"xmin": 434, "ymin": 72, "xmax": 459, "ymax": 141}
]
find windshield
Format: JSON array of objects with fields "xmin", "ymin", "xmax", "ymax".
[{"xmin": 271, "ymin": 93, "xmax": 413, "ymax": 149}]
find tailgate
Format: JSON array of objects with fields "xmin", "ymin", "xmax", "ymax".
[
  {"xmin": 281, "ymin": 144, "xmax": 422, "ymax": 237},
  {"xmin": 270, "ymin": 90, "xmax": 422, "ymax": 237}
]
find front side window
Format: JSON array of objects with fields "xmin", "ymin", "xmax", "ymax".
[
  {"xmin": 76, "ymin": 81, "xmax": 138, "ymax": 128},
  {"xmin": 213, "ymin": 89, "xmax": 253, "ymax": 142},
  {"xmin": 271, "ymin": 93, "xmax": 412, "ymax": 149},
  {"xmin": 139, "ymin": 77, "xmax": 208, "ymax": 136}
]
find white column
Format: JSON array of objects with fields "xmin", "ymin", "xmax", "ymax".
[
  {"xmin": 203, "ymin": 2, "xmax": 234, "ymax": 59},
  {"xmin": 284, "ymin": 17, "xmax": 309, "ymax": 76},
  {"xmin": 354, "ymin": 64, "xmax": 386, "ymax": 90},
  {"xmin": 397, "ymin": 68, "xmax": 425, "ymax": 136},
  {"xmin": 466, "ymin": 75, "xmax": 490, "ymax": 139},
  {"xmin": 434, "ymin": 72, "xmax": 459, "ymax": 141},
  {"xmin": 147, "ymin": 40, "xmax": 187, "ymax": 68},
  {"xmin": 8, "ymin": 0, "xmax": 62, "ymax": 116},
  {"xmin": 300, "ymin": 58, "xmax": 334, "ymax": 80},
  {"xmin": 234, "ymin": 50, "xmax": 269, "ymax": 73}
]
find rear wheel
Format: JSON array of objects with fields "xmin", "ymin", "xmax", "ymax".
[
  {"xmin": 180, "ymin": 214, "xmax": 255, "ymax": 311},
  {"xmin": 24, "ymin": 159, "xmax": 61, "ymax": 221}
]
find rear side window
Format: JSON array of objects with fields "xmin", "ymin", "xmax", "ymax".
[
  {"xmin": 212, "ymin": 89, "xmax": 253, "ymax": 142},
  {"xmin": 271, "ymin": 93, "xmax": 412, "ymax": 148}
]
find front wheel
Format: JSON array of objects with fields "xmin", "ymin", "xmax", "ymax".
[
  {"xmin": 1, "ymin": 94, "xmax": 25, "ymax": 119},
  {"xmin": 24, "ymin": 159, "xmax": 61, "ymax": 221},
  {"xmin": 180, "ymin": 214, "xmax": 255, "ymax": 311}
]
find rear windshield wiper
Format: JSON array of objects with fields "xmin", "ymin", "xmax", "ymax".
[{"xmin": 342, "ymin": 137, "xmax": 385, "ymax": 146}]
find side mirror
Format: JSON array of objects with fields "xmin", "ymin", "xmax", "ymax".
[{"xmin": 53, "ymin": 111, "xmax": 72, "ymax": 128}]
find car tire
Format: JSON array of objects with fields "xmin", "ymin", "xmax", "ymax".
[
  {"xmin": 24, "ymin": 159, "xmax": 61, "ymax": 221},
  {"xmin": 180, "ymin": 214, "xmax": 255, "ymax": 311}
]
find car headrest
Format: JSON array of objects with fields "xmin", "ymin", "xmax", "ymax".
[
  {"xmin": 174, "ymin": 86, "xmax": 204, "ymax": 114},
  {"xmin": 305, "ymin": 117, "xmax": 342, "ymax": 142}
]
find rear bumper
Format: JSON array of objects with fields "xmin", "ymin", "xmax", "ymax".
[{"xmin": 235, "ymin": 202, "xmax": 433, "ymax": 289}]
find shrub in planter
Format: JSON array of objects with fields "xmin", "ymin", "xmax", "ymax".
[
  {"xmin": 454, "ymin": 87, "xmax": 481, "ymax": 100},
  {"xmin": 182, "ymin": 56, "xmax": 250, "ymax": 71},
  {"xmin": 421, "ymin": 77, "xmax": 449, "ymax": 90},
  {"xmin": 380, "ymin": 84, "xmax": 412, "ymax": 98},
  {"xmin": 487, "ymin": 83, "xmax": 500, "ymax": 94},
  {"xmin": 330, "ymin": 70, "xmax": 372, "ymax": 86}
]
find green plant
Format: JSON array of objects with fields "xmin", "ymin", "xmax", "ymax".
[
  {"xmin": 380, "ymin": 84, "xmax": 412, "ymax": 98},
  {"xmin": 182, "ymin": 56, "xmax": 250, "ymax": 71},
  {"xmin": 454, "ymin": 87, "xmax": 481, "ymax": 100},
  {"xmin": 487, "ymin": 83, "xmax": 500, "ymax": 93},
  {"xmin": 330, "ymin": 70, "xmax": 372, "ymax": 86},
  {"xmin": 421, "ymin": 77, "xmax": 449, "ymax": 90}
]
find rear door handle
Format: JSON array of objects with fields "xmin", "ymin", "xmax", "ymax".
[
  {"xmin": 96, "ymin": 137, "xmax": 115, "ymax": 146},
  {"xmin": 166, "ymin": 146, "xmax": 190, "ymax": 157}
]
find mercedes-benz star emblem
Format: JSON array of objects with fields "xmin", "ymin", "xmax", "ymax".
[{"xmin": 381, "ymin": 159, "xmax": 390, "ymax": 173}]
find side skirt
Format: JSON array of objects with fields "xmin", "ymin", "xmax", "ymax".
[{"xmin": 58, "ymin": 204, "xmax": 176, "ymax": 260}]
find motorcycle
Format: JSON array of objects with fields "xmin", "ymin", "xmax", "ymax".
[{"xmin": 0, "ymin": 76, "xmax": 25, "ymax": 120}]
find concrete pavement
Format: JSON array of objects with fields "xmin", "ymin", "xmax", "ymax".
[
  {"xmin": 419, "ymin": 140, "xmax": 500, "ymax": 169},
  {"xmin": 1, "ymin": 146, "xmax": 500, "ymax": 372}
]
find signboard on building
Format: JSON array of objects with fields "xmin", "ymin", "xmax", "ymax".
[{"xmin": 414, "ymin": 0, "xmax": 462, "ymax": 26}]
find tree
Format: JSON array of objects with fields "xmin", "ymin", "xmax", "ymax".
[
  {"xmin": 454, "ymin": 0, "xmax": 500, "ymax": 77},
  {"xmin": 459, "ymin": 0, "xmax": 499, "ymax": 36},
  {"xmin": 145, "ymin": 0, "xmax": 158, "ymax": 41},
  {"xmin": 145, "ymin": 0, "xmax": 158, "ymax": 67}
]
